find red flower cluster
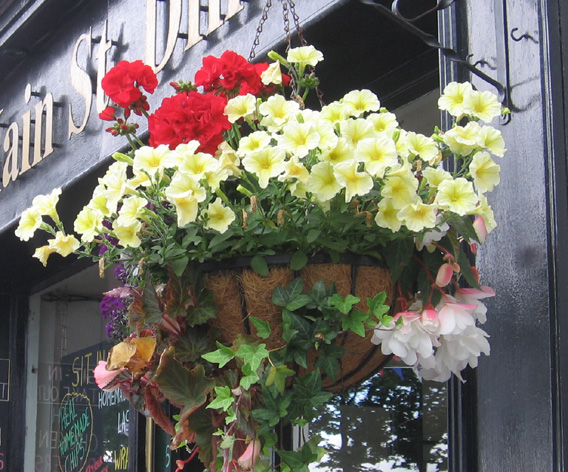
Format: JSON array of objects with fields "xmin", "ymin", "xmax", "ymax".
[
  {"xmin": 148, "ymin": 91, "xmax": 231, "ymax": 154},
  {"xmin": 101, "ymin": 60, "xmax": 158, "ymax": 109},
  {"xmin": 195, "ymin": 50, "xmax": 268, "ymax": 97}
]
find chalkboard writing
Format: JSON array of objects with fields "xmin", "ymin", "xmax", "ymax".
[
  {"xmin": 0, "ymin": 359, "xmax": 9, "ymax": 401},
  {"xmin": 58, "ymin": 393, "xmax": 93, "ymax": 472}
]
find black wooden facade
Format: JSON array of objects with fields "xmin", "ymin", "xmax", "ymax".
[{"xmin": 0, "ymin": 0, "xmax": 565, "ymax": 470}]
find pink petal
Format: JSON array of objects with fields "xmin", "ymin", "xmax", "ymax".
[
  {"xmin": 94, "ymin": 360, "xmax": 123, "ymax": 391},
  {"xmin": 436, "ymin": 263, "xmax": 454, "ymax": 287},
  {"xmin": 473, "ymin": 216, "xmax": 487, "ymax": 243}
]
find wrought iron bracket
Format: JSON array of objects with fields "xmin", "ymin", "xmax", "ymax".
[{"xmin": 359, "ymin": 0, "xmax": 510, "ymax": 112}]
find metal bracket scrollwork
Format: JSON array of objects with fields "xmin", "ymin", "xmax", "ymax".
[{"xmin": 359, "ymin": 0, "xmax": 509, "ymax": 111}]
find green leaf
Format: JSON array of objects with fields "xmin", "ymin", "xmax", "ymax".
[
  {"xmin": 235, "ymin": 343, "xmax": 269, "ymax": 371},
  {"xmin": 155, "ymin": 347, "xmax": 214, "ymax": 417},
  {"xmin": 458, "ymin": 248, "xmax": 481, "ymax": 289},
  {"xmin": 290, "ymin": 250, "xmax": 308, "ymax": 270},
  {"xmin": 240, "ymin": 373, "xmax": 260, "ymax": 390},
  {"xmin": 341, "ymin": 310, "xmax": 369, "ymax": 337},
  {"xmin": 265, "ymin": 364, "xmax": 295, "ymax": 394},
  {"xmin": 286, "ymin": 277, "xmax": 304, "ymax": 300},
  {"xmin": 171, "ymin": 256, "xmax": 189, "ymax": 277},
  {"xmin": 251, "ymin": 255, "xmax": 269, "ymax": 276},
  {"xmin": 209, "ymin": 229, "xmax": 233, "ymax": 248},
  {"xmin": 306, "ymin": 229, "xmax": 321, "ymax": 243},
  {"xmin": 206, "ymin": 386, "xmax": 234, "ymax": 412},
  {"xmin": 449, "ymin": 216, "xmax": 479, "ymax": 243},
  {"xmin": 272, "ymin": 285, "xmax": 289, "ymax": 307},
  {"xmin": 285, "ymin": 293, "xmax": 312, "ymax": 312},
  {"xmin": 329, "ymin": 293, "xmax": 360, "ymax": 314},
  {"xmin": 310, "ymin": 279, "xmax": 328, "ymax": 305},
  {"xmin": 252, "ymin": 408, "xmax": 280, "ymax": 427},
  {"xmin": 202, "ymin": 343, "xmax": 235, "ymax": 368},
  {"xmin": 250, "ymin": 316, "xmax": 272, "ymax": 339}
]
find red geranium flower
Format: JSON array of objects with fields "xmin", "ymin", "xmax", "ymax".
[
  {"xmin": 102, "ymin": 60, "xmax": 158, "ymax": 108},
  {"xmin": 148, "ymin": 91, "xmax": 231, "ymax": 154}
]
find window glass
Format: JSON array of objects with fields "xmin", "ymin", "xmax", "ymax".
[
  {"xmin": 28, "ymin": 266, "xmax": 131, "ymax": 472},
  {"xmin": 309, "ymin": 362, "xmax": 448, "ymax": 472}
]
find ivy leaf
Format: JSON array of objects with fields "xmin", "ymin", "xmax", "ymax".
[
  {"xmin": 272, "ymin": 285, "xmax": 289, "ymax": 307},
  {"xmin": 265, "ymin": 364, "xmax": 295, "ymax": 395},
  {"xmin": 252, "ymin": 408, "xmax": 280, "ymax": 427},
  {"xmin": 341, "ymin": 310, "xmax": 369, "ymax": 337},
  {"xmin": 251, "ymin": 255, "xmax": 269, "ymax": 276},
  {"xmin": 310, "ymin": 279, "xmax": 328, "ymax": 306},
  {"xmin": 292, "ymin": 371, "xmax": 333, "ymax": 414},
  {"xmin": 250, "ymin": 316, "xmax": 272, "ymax": 339},
  {"xmin": 329, "ymin": 293, "xmax": 360, "ymax": 314},
  {"xmin": 207, "ymin": 386, "xmax": 234, "ymax": 412},
  {"xmin": 286, "ymin": 294, "xmax": 312, "ymax": 312},
  {"xmin": 202, "ymin": 342, "xmax": 235, "ymax": 368},
  {"xmin": 286, "ymin": 278, "xmax": 304, "ymax": 300}
]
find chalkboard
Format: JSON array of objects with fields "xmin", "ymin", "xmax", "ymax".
[{"xmin": 34, "ymin": 342, "xmax": 130, "ymax": 472}]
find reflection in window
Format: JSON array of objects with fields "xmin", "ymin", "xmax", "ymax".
[{"xmin": 309, "ymin": 363, "xmax": 448, "ymax": 472}]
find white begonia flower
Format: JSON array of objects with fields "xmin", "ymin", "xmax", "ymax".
[
  {"xmin": 454, "ymin": 286, "xmax": 496, "ymax": 324},
  {"xmin": 278, "ymin": 121, "xmax": 320, "ymax": 158},
  {"xmin": 238, "ymin": 131, "xmax": 272, "ymax": 157},
  {"xmin": 319, "ymin": 138, "xmax": 355, "ymax": 164},
  {"xmin": 469, "ymin": 151, "xmax": 501, "ymax": 193},
  {"xmin": 479, "ymin": 125, "xmax": 506, "ymax": 157},
  {"xmin": 340, "ymin": 118, "xmax": 375, "ymax": 147},
  {"xmin": 437, "ymin": 300, "xmax": 477, "ymax": 336},
  {"xmin": 367, "ymin": 112, "xmax": 399, "ymax": 135},
  {"xmin": 259, "ymin": 95, "xmax": 299, "ymax": 132},
  {"xmin": 203, "ymin": 198, "xmax": 236, "ymax": 233},
  {"xmin": 422, "ymin": 167, "xmax": 452, "ymax": 188},
  {"xmin": 225, "ymin": 94, "xmax": 257, "ymax": 123},
  {"xmin": 405, "ymin": 132, "xmax": 440, "ymax": 164},
  {"xmin": 356, "ymin": 136, "xmax": 398, "ymax": 178},
  {"xmin": 463, "ymin": 89, "xmax": 502, "ymax": 122},
  {"xmin": 286, "ymin": 45, "xmax": 324, "ymax": 67},
  {"xmin": 333, "ymin": 159, "xmax": 374, "ymax": 202},
  {"xmin": 375, "ymin": 198, "xmax": 402, "ymax": 232},
  {"xmin": 74, "ymin": 207, "xmax": 104, "ymax": 243},
  {"xmin": 242, "ymin": 147, "xmax": 286, "ymax": 188},
  {"xmin": 398, "ymin": 202, "xmax": 437, "ymax": 232},
  {"xmin": 308, "ymin": 161, "xmax": 342, "ymax": 202},
  {"xmin": 15, "ymin": 207, "xmax": 42, "ymax": 241},
  {"xmin": 261, "ymin": 61, "xmax": 283, "ymax": 85},
  {"xmin": 372, "ymin": 312, "xmax": 439, "ymax": 366},
  {"xmin": 341, "ymin": 89, "xmax": 381, "ymax": 118},
  {"xmin": 435, "ymin": 177, "xmax": 479, "ymax": 215}
]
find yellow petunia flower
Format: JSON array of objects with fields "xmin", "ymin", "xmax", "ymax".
[
  {"xmin": 225, "ymin": 94, "xmax": 257, "ymax": 123},
  {"xmin": 32, "ymin": 188, "xmax": 62, "ymax": 224},
  {"xmin": 398, "ymin": 202, "xmax": 437, "ymax": 232},
  {"xmin": 308, "ymin": 161, "xmax": 342, "ymax": 202},
  {"xmin": 133, "ymin": 144, "xmax": 178, "ymax": 177},
  {"xmin": 438, "ymin": 82, "xmax": 473, "ymax": 117},
  {"xmin": 469, "ymin": 151, "xmax": 501, "ymax": 193},
  {"xmin": 261, "ymin": 61, "xmax": 284, "ymax": 85},
  {"xmin": 319, "ymin": 138, "xmax": 355, "ymax": 164},
  {"xmin": 204, "ymin": 198, "xmax": 236, "ymax": 233},
  {"xmin": 113, "ymin": 219, "xmax": 142, "ymax": 248},
  {"xmin": 479, "ymin": 125, "xmax": 506, "ymax": 157},
  {"xmin": 74, "ymin": 207, "xmax": 104, "ymax": 243},
  {"xmin": 381, "ymin": 167, "xmax": 420, "ymax": 209},
  {"xmin": 259, "ymin": 95, "xmax": 299, "ymax": 132},
  {"xmin": 238, "ymin": 131, "xmax": 272, "ymax": 156},
  {"xmin": 279, "ymin": 156, "xmax": 310, "ymax": 184},
  {"xmin": 170, "ymin": 194, "xmax": 199, "ymax": 228},
  {"xmin": 463, "ymin": 89, "xmax": 502, "ymax": 122},
  {"xmin": 48, "ymin": 231, "xmax": 80, "ymax": 257},
  {"xmin": 333, "ymin": 160, "xmax": 374, "ymax": 202},
  {"xmin": 375, "ymin": 198, "xmax": 402, "ymax": 232},
  {"xmin": 278, "ymin": 122, "xmax": 320, "ymax": 158},
  {"xmin": 117, "ymin": 195, "xmax": 149, "ymax": 225},
  {"xmin": 341, "ymin": 89, "xmax": 381, "ymax": 118},
  {"xmin": 286, "ymin": 46, "xmax": 324, "ymax": 67},
  {"xmin": 178, "ymin": 152, "xmax": 218, "ymax": 180},
  {"xmin": 33, "ymin": 245, "xmax": 56, "ymax": 267},
  {"xmin": 356, "ymin": 136, "xmax": 398, "ymax": 178},
  {"xmin": 367, "ymin": 112, "xmax": 399, "ymax": 135},
  {"xmin": 242, "ymin": 147, "xmax": 286, "ymax": 188},
  {"xmin": 340, "ymin": 118, "xmax": 375, "ymax": 147},
  {"xmin": 15, "ymin": 207, "xmax": 42, "ymax": 241},
  {"xmin": 435, "ymin": 178, "xmax": 478, "ymax": 215},
  {"xmin": 423, "ymin": 167, "xmax": 452, "ymax": 188},
  {"xmin": 405, "ymin": 132, "xmax": 440, "ymax": 164}
]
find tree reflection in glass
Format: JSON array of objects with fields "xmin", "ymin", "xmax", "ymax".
[{"xmin": 308, "ymin": 363, "xmax": 448, "ymax": 471}]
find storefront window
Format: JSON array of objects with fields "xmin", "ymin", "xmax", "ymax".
[
  {"xmin": 309, "ymin": 363, "xmax": 448, "ymax": 472},
  {"xmin": 26, "ymin": 265, "xmax": 130, "ymax": 472}
]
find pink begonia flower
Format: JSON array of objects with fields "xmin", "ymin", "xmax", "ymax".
[
  {"xmin": 237, "ymin": 439, "xmax": 262, "ymax": 469},
  {"xmin": 436, "ymin": 263, "xmax": 455, "ymax": 287},
  {"xmin": 421, "ymin": 306, "xmax": 440, "ymax": 332},
  {"xmin": 454, "ymin": 286, "xmax": 495, "ymax": 323},
  {"xmin": 473, "ymin": 215, "xmax": 488, "ymax": 243},
  {"xmin": 372, "ymin": 311, "xmax": 439, "ymax": 365},
  {"xmin": 437, "ymin": 301, "xmax": 477, "ymax": 335},
  {"xmin": 94, "ymin": 360, "xmax": 123, "ymax": 391}
]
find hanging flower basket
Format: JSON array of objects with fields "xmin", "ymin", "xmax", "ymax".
[
  {"xmin": 16, "ymin": 41, "xmax": 505, "ymax": 471},
  {"xmin": 203, "ymin": 254, "xmax": 392, "ymax": 392}
]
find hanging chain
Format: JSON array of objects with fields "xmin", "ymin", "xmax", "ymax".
[
  {"xmin": 288, "ymin": 0, "xmax": 307, "ymax": 47},
  {"xmin": 249, "ymin": 0, "xmax": 273, "ymax": 61}
]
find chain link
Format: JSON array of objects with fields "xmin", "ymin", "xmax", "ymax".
[{"xmin": 249, "ymin": 0, "xmax": 273, "ymax": 61}]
